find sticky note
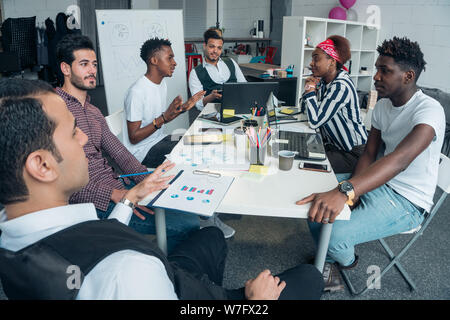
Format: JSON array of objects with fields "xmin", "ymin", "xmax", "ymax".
[
  {"xmin": 222, "ymin": 134, "xmax": 232, "ymax": 142},
  {"xmin": 223, "ymin": 109, "xmax": 235, "ymax": 118},
  {"xmin": 249, "ymin": 165, "xmax": 269, "ymax": 175},
  {"xmin": 281, "ymin": 108, "xmax": 294, "ymax": 114}
]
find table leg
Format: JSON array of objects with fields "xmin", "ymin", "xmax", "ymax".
[
  {"xmin": 154, "ymin": 208, "xmax": 167, "ymax": 255},
  {"xmin": 314, "ymin": 223, "xmax": 333, "ymax": 273}
]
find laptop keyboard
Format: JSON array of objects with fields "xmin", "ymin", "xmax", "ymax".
[{"xmin": 278, "ymin": 131, "xmax": 326, "ymax": 160}]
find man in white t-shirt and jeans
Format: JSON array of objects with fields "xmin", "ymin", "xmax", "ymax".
[
  {"xmin": 124, "ymin": 39, "xmax": 236, "ymax": 238},
  {"xmin": 296, "ymin": 37, "xmax": 446, "ymax": 292},
  {"xmin": 124, "ymin": 38, "xmax": 205, "ymax": 168}
]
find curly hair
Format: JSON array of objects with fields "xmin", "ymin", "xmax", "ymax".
[
  {"xmin": 140, "ymin": 38, "xmax": 172, "ymax": 63},
  {"xmin": 326, "ymin": 35, "xmax": 351, "ymax": 70},
  {"xmin": 377, "ymin": 36, "xmax": 426, "ymax": 81}
]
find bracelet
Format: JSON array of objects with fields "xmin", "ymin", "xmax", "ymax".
[
  {"xmin": 161, "ymin": 113, "xmax": 167, "ymax": 123},
  {"xmin": 153, "ymin": 118, "xmax": 160, "ymax": 129}
]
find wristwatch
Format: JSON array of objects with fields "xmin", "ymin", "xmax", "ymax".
[
  {"xmin": 119, "ymin": 198, "xmax": 135, "ymax": 210},
  {"xmin": 338, "ymin": 181, "xmax": 355, "ymax": 206}
]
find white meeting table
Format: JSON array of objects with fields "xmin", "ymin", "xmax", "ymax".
[{"xmin": 140, "ymin": 103, "xmax": 351, "ymax": 273}]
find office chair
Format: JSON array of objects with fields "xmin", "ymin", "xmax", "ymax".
[
  {"xmin": 105, "ymin": 109, "xmax": 124, "ymax": 144},
  {"xmin": 184, "ymin": 43, "xmax": 202, "ymax": 79},
  {"xmin": 263, "ymin": 46, "xmax": 277, "ymax": 64},
  {"xmin": 340, "ymin": 153, "xmax": 450, "ymax": 295},
  {"xmin": 0, "ymin": 52, "xmax": 23, "ymax": 77}
]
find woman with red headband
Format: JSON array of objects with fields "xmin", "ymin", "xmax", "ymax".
[{"xmin": 302, "ymin": 35, "xmax": 367, "ymax": 173}]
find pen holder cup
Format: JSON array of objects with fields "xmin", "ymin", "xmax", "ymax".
[
  {"xmin": 234, "ymin": 127, "xmax": 247, "ymax": 159},
  {"xmin": 242, "ymin": 119, "xmax": 258, "ymax": 133},
  {"xmin": 253, "ymin": 115, "xmax": 266, "ymax": 129},
  {"xmin": 249, "ymin": 143, "xmax": 268, "ymax": 166}
]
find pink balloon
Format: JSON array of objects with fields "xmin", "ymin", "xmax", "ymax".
[
  {"xmin": 328, "ymin": 7, "xmax": 347, "ymax": 20},
  {"xmin": 339, "ymin": 0, "xmax": 356, "ymax": 10}
]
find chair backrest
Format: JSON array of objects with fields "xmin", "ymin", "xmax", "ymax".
[
  {"xmin": 263, "ymin": 46, "xmax": 277, "ymax": 64},
  {"xmin": 250, "ymin": 55, "xmax": 265, "ymax": 64},
  {"xmin": 105, "ymin": 109, "xmax": 124, "ymax": 143},
  {"xmin": 437, "ymin": 153, "xmax": 450, "ymax": 194},
  {"xmin": 185, "ymin": 43, "xmax": 195, "ymax": 53}
]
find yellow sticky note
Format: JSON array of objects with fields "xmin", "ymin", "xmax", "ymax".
[
  {"xmin": 223, "ymin": 109, "xmax": 235, "ymax": 118},
  {"xmin": 222, "ymin": 134, "xmax": 232, "ymax": 142},
  {"xmin": 280, "ymin": 108, "xmax": 294, "ymax": 114},
  {"xmin": 249, "ymin": 165, "xmax": 269, "ymax": 175}
]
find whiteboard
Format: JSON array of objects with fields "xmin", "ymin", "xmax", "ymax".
[{"xmin": 95, "ymin": 9, "xmax": 189, "ymax": 132}]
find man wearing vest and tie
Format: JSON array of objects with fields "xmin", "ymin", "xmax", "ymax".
[{"xmin": 189, "ymin": 28, "xmax": 247, "ymax": 111}]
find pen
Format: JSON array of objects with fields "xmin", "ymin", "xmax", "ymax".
[{"xmin": 118, "ymin": 171, "xmax": 155, "ymax": 178}]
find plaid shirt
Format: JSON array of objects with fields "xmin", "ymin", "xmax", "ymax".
[{"xmin": 56, "ymin": 88, "xmax": 147, "ymax": 211}]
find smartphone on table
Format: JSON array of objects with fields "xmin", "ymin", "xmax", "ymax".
[{"xmin": 298, "ymin": 161, "xmax": 330, "ymax": 173}]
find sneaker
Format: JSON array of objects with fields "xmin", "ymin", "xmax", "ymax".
[
  {"xmin": 322, "ymin": 262, "xmax": 345, "ymax": 292},
  {"xmin": 200, "ymin": 214, "xmax": 236, "ymax": 239}
]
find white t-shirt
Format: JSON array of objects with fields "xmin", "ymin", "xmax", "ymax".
[
  {"xmin": 371, "ymin": 90, "xmax": 445, "ymax": 212},
  {"xmin": 123, "ymin": 76, "xmax": 168, "ymax": 162}
]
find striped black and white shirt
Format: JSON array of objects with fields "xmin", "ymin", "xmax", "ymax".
[{"xmin": 301, "ymin": 70, "xmax": 368, "ymax": 152}]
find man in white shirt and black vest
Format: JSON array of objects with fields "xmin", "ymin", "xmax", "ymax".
[{"xmin": 189, "ymin": 28, "xmax": 247, "ymax": 111}]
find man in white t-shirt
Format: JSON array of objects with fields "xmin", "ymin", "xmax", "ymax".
[
  {"xmin": 296, "ymin": 37, "xmax": 446, "ymax": 292},
  {"xmin": 124, "ymin": 38, "xmax": 205, "ymax": 168}
]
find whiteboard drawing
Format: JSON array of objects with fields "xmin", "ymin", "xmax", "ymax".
[
  {"xmin": 142, "ymin": 21, "xmax": 168, "ymax": 41},
  {"xmin": 111, "ymin": 50, "xmax": 145, "ymax": 80},
  {"xmin": 113, "ymin": 23, "xmax": 130, "ymax": 41},
  {"xmin": 108, "ymin": 21, "xmax": 135, "ymax": 46}
]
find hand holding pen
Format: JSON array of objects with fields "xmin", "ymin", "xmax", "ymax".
[{"xmin": 112, "ymin": 161, "xmax": 176, "ymax": 220}]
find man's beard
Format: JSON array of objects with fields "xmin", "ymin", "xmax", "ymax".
[{"xmin": 70, "ymin": 73, "xmax": 96, "ymax": 91}]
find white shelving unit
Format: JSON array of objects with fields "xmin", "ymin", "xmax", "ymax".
[{"xmin": 281, "ymin": 16, "xmax": 380, "ymax": 106}]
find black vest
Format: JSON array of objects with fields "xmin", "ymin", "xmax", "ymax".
[
  {"xmin": 0, "ymin": 219, "xmax": 227, "ymax": 300},
  {"xmin": 194, "ymin": 58, "xmax": 238, "ymax": 101}
]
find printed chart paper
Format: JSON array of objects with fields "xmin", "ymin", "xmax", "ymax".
[{"xmin": 152, "ymin": 170, "xmax": 234, "ymax": 217}]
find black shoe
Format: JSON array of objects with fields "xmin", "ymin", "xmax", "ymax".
[
  {"xmin": 323, "ymin": 262, "xmax": 345, "ymax": 292},
  {"xmin": 338, "ymin": 255, "xmax": 359, "ymax": 270}
]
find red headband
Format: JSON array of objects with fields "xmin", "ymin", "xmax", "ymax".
[{"xmin": 316, "ymin": 39, "xmax": 349, "ymax": 72}]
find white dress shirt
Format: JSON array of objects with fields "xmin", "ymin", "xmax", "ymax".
[
  {"xmin": 189, "ymin": 57, "xmax": 247, "ymax": 110},
  {"xmin": 0, "ymin": 203, "xmax": 178, "ymax": 300}
]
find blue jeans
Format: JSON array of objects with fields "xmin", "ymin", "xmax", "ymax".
[
  {"xmin": 96, "ymin": 180, "xmax": 200, "ymax": 254},
  {"xmin": 308, "ymin": 173, "xmax": 425, "ymax": 267}
]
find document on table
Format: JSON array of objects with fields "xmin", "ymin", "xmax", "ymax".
[
  {"xmin": 149, "ymin": 170, "xmax": 235, "ymax": 217},
  {"xmin": 167, "ymin": 144, "xmax": 251, "ymax": 171}
]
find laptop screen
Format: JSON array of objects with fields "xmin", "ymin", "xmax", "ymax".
[{"xmin": 221, "ymin": 82, "xmax": 279, "ymax": 116}]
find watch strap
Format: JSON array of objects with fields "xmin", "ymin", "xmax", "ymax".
[
  {"xmin": 338, "ymin": 181, "xmax": 355, "ymax": 206},
  {"xmin": 119, "ymin": 198, "xmax": 135, "ymax": 210}
]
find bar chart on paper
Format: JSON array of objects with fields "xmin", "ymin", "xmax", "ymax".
[
  {"xmin": 181, "ymin": 186, "xmax": 214, "ymax": 195},
  {"xmin": 152, "ymin": 170, "xmax": 234, "ymax": 217}
]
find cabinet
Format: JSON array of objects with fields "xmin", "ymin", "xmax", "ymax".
[{"xmin": 281, "ymin": 16, "xmax": 380, "ymax": 106}]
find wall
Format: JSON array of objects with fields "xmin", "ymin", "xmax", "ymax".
[
  {"xmin": 131, "ymin": 0, "xmax": 158, "ymax": 9},
  {"xmin": 2, "ymin": 0, "xmax": 78, "ymax": 25},
  {"xmin": 221, "ymin": 0, "xmax": 270, "ymax": 38},
  {"xmin": 290, "ymin": 0, "xmax": 450, "ymax": 92}
]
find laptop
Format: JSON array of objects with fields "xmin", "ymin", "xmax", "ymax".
[
  {"xmin": 198, "ymin": 82, "xmax": 280, "ymax": 125},
  {"xmin": 221, "ymin": 82, "xmax": 279, "ymax": 115},
  {"xmin": 265, "ymin": 92, "xmax": 326, "ymax": 161}
]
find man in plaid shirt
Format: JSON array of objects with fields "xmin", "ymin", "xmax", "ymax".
[{"xmin": 55, "ymin": 34, "xmax": 199, "ymax": 253}]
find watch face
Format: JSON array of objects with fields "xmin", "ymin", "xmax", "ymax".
[{"xmin": 340, "ymin": 181, "xmax": 353, "ymax": 192}]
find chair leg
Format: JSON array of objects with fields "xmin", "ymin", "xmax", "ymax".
[
  {"xmin": 340, "ymin": 238, "xmax": 418, "ymax": 296},
  {"xmin": 378, "ymin": 239, "xmax": 417, "ymax": 291}
]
